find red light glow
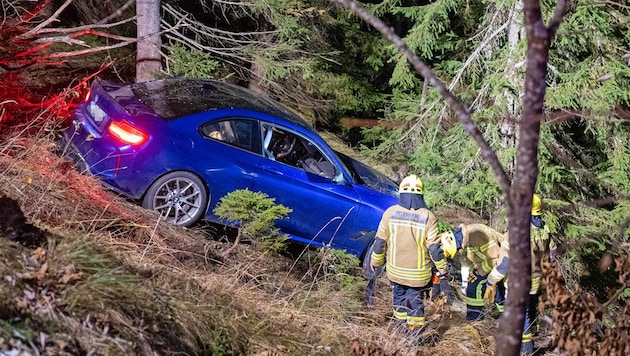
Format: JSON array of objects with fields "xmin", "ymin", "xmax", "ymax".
[
  {"xmin": 108, "ymin": 120, "xmax": 149, "ymax": 145},
  {"xmin": 84, "ymin": 88, "xmax": 92, "ymax": 103}
]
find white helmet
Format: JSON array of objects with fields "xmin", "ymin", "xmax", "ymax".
[
  {"xmin": 440, "ymin": 230, "xmax": 457, "ymax": 258},
  {"xmin": 399, "ymin": 175, "xmax": 423, "ymax": 195}
]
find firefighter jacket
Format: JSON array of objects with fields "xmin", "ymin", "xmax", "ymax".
[
  {"xmin": 459, "ymin": 224, "xmax": 510, "ymax": 286},
  {"xmin": 370, "ymin": 205, "xmax": 445, "ymax": 288},
  {"xmin": 530, "ymin": 217, "xmax": 551, "ymax": 294}
]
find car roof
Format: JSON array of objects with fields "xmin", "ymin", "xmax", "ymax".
[{"xmin": 128, "ymin": 77, "xmax": 311, "ymax": 129}]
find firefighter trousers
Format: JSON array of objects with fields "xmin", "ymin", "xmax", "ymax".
[{"xmin": 391, "ymin": 281, "xmax": 430, "ymax": 330}]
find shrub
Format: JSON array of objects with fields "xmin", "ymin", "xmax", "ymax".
[
  {"xmin": 213, "ymin": 189, "xmax": 291, "ymax": 256},
  {"xmin": 302, "ymin": 247, "xmax": 362, "ymax": 293}
]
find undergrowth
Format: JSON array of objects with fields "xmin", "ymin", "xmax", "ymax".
[{"xmin": 0, "ymin": 104, "xmax": 500, "ymax": 355}]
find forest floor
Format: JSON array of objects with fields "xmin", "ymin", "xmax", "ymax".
[{"xmin": 0, "ymin": 124, "xmax": 557, "ymax": 355}]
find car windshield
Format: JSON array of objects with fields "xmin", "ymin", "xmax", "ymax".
[{"xmin": 336, "ymin": 151, "xmax": 398, "ymax": 197}]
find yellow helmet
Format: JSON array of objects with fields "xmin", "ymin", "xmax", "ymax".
[
  {"xmin": 440, "ymin": 231, "xmax": 457, "ymax": 259},
  {"xmin": 532, "ymin": 193, "xmax": 542, "ymax": 216},
  {"xmin": 399, "ymin": 175, "xmax": 423, "ymax": 195}
]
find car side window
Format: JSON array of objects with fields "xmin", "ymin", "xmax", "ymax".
[
  {"xmin": 262, "ymin": 125, "xmax": 336, "ymax": 179},
  {"xmin": 200, "ymin": 118, "xmax": 261, "ymax": 154}
]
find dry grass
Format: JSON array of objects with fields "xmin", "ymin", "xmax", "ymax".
[{"xmin": 0, "ymin": 118, "xmax": 523, "ymax": 356}]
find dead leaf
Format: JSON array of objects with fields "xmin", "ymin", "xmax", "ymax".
[
  {"xmin": 32, "ymin": 247, "xmax": 46, "ymax": 260},
  {"xmin": 37, "ymin": 262, "xmax": 48, "ymax": 279},
  {"xmin": 58, "ymin": 264, "xmax": 83, "ymax": 284}
]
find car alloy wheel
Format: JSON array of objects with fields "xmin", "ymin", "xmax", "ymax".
[{"xmin": 142, "ymin": 171, "xmax": 208, "ymax": 227}]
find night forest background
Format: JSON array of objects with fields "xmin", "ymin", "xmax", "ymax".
[{"xmin": 0, "ymin": 0, "xmax": 629, "ymax": 355}]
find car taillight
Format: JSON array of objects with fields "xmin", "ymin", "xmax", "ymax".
[{"xmin": 108, "ymin": 120, "xmax": 149, "ymax": 145}]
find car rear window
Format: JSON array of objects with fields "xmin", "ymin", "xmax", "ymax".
[{"xmin": 131, "ymin": 79, "xmax": 309, "ymax": 129}]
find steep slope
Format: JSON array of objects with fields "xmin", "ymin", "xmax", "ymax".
[{"xmin": 0, "ymin": 128, "xmax": 517, "ymax": 355}]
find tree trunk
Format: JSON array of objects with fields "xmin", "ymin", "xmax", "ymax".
[
  {"xmin": 499, "ymin": 2, "xmax": 524, "ymax": 177},
  {"xmin": 248, "ymin": 14, "xmax": 272, "ymax": 94},
  {"xmin": 495, "ymin": 0, "xmax": 567, "ymax": 354},
  {"xmin": 136, "ymin": 0, "xmax": 162, "ymax": 82}
]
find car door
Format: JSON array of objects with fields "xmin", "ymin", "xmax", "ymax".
[
  {"xmin": 191, "ymin": 117, "xmax": 270, "ymax": 220},
  {"xmin": 252, "ymin": 123, "xmax": 364, "ymax": 254}
]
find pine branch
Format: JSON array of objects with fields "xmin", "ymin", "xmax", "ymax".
[{"xmin": 328, "ymin": 0, "xmax": 511, "ymax": 194}]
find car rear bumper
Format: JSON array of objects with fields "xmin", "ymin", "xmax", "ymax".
[{"xmin": 58, "ymin": 133, "xmax": 91, "ymax": 175}]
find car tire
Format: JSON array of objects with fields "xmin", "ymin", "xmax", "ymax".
[
  {"xmin": 142, "ymin": 171, "xmax": 208, "ymax": 227},
  {"xmin": 362, "ymin": 234, "xmax": 384, "ymax": 279}
]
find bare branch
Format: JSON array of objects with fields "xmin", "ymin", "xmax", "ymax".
[
  {"xmin": 213, "ymin": 0, "xmax": 255, "ymax": 6},
  {"xmin": 97, "ymin": 0, "xmax": 135, "ymax": 25},
  {"xmin": 17, "ymin": 41, "xmax": 132, "ymax": 62},
  {"xmin": 14, "ymin": 29, "xmax": 135, "ymax": 59},
  {"xmin": 449, "ymin": 13, "xmax": 510, "ymax": 91},
  {"xmin": 17, "ymin": 0, "xmax": 74, "ymax": 39},
  {"xmin": 547, "ymin": 0, "xmax": 569, "ymax": 38},
  {"xmin": 596, "ymin": 0, "xmax": 630, "ymax": 10},
  {"xmin": 328, "ymin": 0, "xmax": 511, "ymax": 193},
  {"xmin": 17, "ymin": 0, "xmax": 54, "ymax": 23},
  {"xmin": 32, "ymin": 16, "xmax": 138, "ymax": 36}
]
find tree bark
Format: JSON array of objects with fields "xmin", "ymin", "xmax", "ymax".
[
  {"xmin": 136, "ymin": 0, "xmax": 162, "ymax": 82},
  {"xmin": 496, "ymin": 1, "xmax": 568, "ymax": 354}
]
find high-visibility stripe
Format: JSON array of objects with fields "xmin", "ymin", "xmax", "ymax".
[
  {"xmin": 466, "ymin": 244, "xmax": 495, "ymax": 274},
  {"xmin": 479, "ymin": 240, "xmax": 496, "ymax": 252},
  {"xmin": 390, "ymin": 219, "xmax": 427, "ymax": 229},
  {"xmin": 489, "ymin": 269, "xmax": 506, "ymax": 282},
  {"xmin": 389, "ymin": 225, "xmax": 398, "ymax": 265},
  {"xmin": 371, "ymin": 252, "xmax": 385, "ymax": 265},
  {"xmin": 531, "ymin": 276, "xmax": 540, "ymax": 294},
  {"xmin": 467, "ymin": 297, "xmax": 485, "ymax": 307},
  {"xmin": 393, "ymin": 310, "xmax": 408, "ymax": 321},
  {"xmin": 531, "ymin": 227, "xmax": 549, "ymax": 242},
  {"xmin": 434, "ymin": 252, "xmax": 447, "ymax": 270},
  {"xmin": 407, "ymin": 316, "xmax": 425, "ymax": 327},
  {"xmin": 416, "ymin": 226, "xmax": 423, "ymax": 269},
  {"xmin": 386, "ymin": 263, "xmax": 433, "ymax": 281},
  {"xmin": 385, "ymin": 216, "xmax": 434, "ymax": 283}
]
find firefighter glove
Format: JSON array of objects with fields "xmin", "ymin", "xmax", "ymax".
[{"xmin": 484, "ymin": 283, "xmax": 497, "ymax": 304}]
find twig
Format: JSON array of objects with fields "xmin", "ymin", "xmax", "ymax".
[
  {"xmin": 97, "ymin": 0, "xmax": 135, "ymax": 25},
  {"xmin": 17, "ymin": 0, "xmax": 74, "ymax": 39}
]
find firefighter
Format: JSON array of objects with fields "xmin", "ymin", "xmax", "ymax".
[
  {"xmin": 439, "ymin": 223, "xmax": 509, "ymax": 320},
  {"xmin": 501, "ymin": 193, "xmax": 556, "ymax": 354},
  {"xmin": 521, "ymin": 193, "xmax": 555, "ymax": 354},
  {"xmin": 370, "ymin": 175, "xmax": 448, "ymax": 338}
]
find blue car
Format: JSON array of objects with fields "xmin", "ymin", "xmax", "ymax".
[{"xmin": 61, "ymin": 77, "xmax": 399, "ymax": 261}]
